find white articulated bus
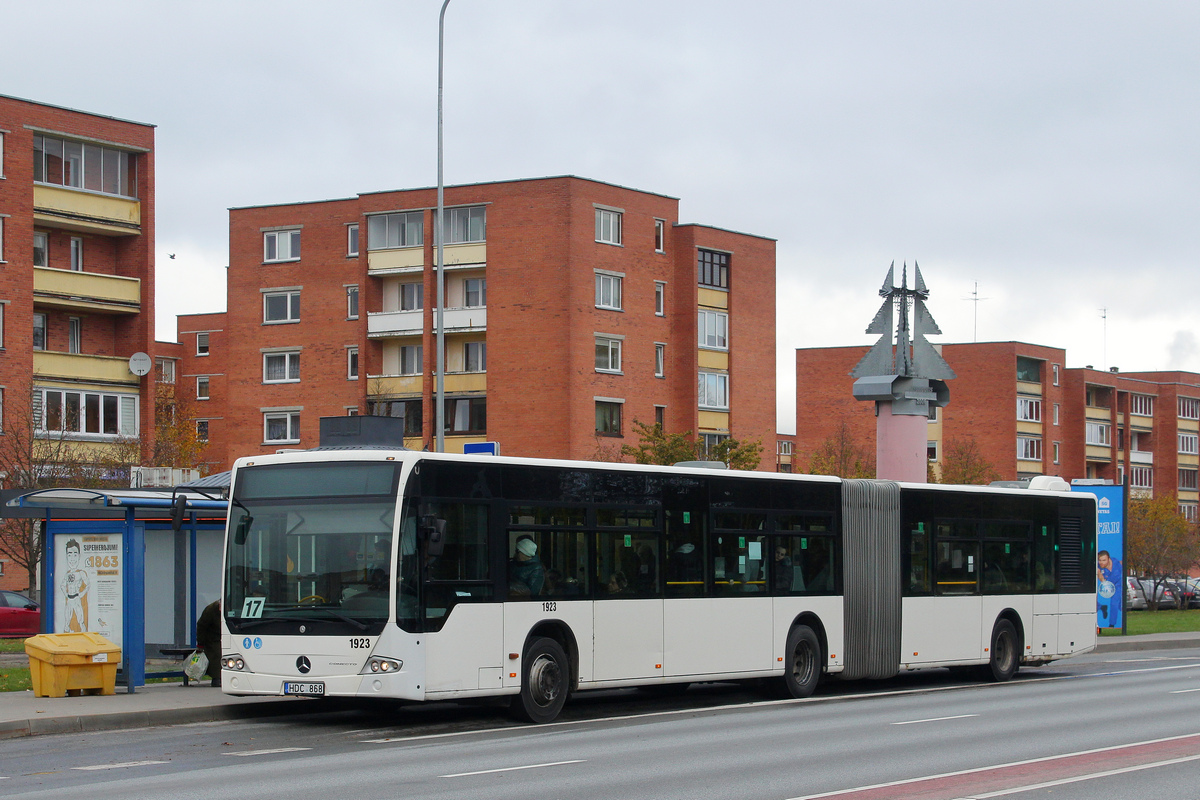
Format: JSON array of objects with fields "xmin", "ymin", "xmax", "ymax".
[{"xmin": 218, "ymin": 449, "xmax": 1097, "ymax": 723}]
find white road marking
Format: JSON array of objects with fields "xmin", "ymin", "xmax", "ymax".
[
  {"xmin": 359, "ymin": 663, "xmax": 1200, "ymax": 745},
  {"xmin": 72, "ymin": 761, "xmax": 167, "ymax": 771},
  {"xmin": 785, "ymin": 732, "xmax": 1200, "ymax": 800},
  {"xmin": 222, "ymin": 747, "xmax": 312, "ymax": 757},
  {"xmin": 966, "ymin": 753, "xmax": 1200, "ymax": 798},
  {"xmin": 1170, "ymin": 687, "xmax": 1200, "ymax": 693},
  {"xmin": 892, "ymin": 714, "xmax": 978, "ymax": 725},
  {"xmin": 441, "ymin": 760, "xmax": 585, "ymax": 778}
]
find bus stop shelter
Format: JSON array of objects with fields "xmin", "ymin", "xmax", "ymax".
[{"xmin": 4, "ymin": 487, "xmax": 228, "ymax": 692}]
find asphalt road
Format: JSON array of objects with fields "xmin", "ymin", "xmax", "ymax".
[{"xmin": 3, "ymin": 648, "xmax": 1200, "ymax": 800}]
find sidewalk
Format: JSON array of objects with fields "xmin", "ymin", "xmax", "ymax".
[{"xmin": 1, "ymin": 632, "xmax": 1198, "ymax": 739}]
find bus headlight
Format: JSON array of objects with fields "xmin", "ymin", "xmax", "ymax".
[
  {"xmin": 363, "ymin": 657, "xmax": 402, "ymax": 674},
  {"xmin": 222, "ymin": 655, "xmax": 248, "ymax": 671}
]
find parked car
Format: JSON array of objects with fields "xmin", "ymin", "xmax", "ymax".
[
  {"xmin": 1169, "ymin": 579, "xmax": 1200, "ymax": 609},
  {"xmin": 1137, "ymin": 578, "xmax": 1176, "ymax": 607},
  {"xmin": 1127, "ymin": 576, "xmax": 1147, "ymax": 610},
  {"xmin": 0, "ymin": 591, "xmax": 40, "ymax": 637}
]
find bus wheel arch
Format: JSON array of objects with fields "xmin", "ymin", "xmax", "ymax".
[
  {"xmin": 778, "ymin": 614, "xmax": 826, "ymax": 699},
  {"xmin": 510, "ymin": 635, "xmax": 570, "ymax": 724},
  {"xmin": 526, "ymin": 620, "xmax": 579, "ymax": 693}
]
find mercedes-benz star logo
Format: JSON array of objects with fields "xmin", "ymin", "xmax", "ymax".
[{"xmin": 296, "ymin": 656, "xmax": 311, "ymax": 674}]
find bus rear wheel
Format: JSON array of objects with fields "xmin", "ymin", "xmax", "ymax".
[
  {"xmin": 510, "ymin": 637, "xmax": 569, "ymax": 723},
  {"xmin": 780, "ymin": 625, "xmax": 821, "ymax": 698},
  {"xmin": 983, "ymin": 619, "xmax": 1020, "ymax": 682}
]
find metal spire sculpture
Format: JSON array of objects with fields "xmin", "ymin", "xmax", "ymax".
[{"xmin": 851, "ymin": 261, "xmax": 955, "ymax": 381}]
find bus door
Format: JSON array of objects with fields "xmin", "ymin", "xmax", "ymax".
[{"xmin": 592, "ymin": 527, "xmax": 663, "ymax": 681}]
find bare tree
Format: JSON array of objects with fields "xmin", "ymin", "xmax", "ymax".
[{"xmin": 807, "ymin": 421, "xmax": 875, "ymax": 478}]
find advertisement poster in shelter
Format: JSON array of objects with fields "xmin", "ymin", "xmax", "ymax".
[
  {"xmin": 1074, "ymin": 484, "xmax": 1124, "ymax": 629},
  {"xmin": 53, "ymin": 532, "xmax": 123, "ymax": 647}
]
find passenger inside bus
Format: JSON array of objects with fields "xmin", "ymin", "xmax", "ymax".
[{"xmin": 509, "ymin": 535, "xmax": 545, "ymax": 597}]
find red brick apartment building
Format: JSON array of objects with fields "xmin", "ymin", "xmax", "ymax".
[
  {"xmin": 176, "ymin": 176, "xmax": 776, "ymax": 472},
  {"xmin": 0, "ymin": 95, "xmax": 159, "ymax": 588},
  {"xmin": 794, "ymin": 342, "xmax": 1200, "ymax": 518}
]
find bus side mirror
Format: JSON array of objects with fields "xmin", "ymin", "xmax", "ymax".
[
  {"xmin": 170, "ymin": 495, "xmax": 188, "ymax": 532},
  {"xmin": 421, "ymin": 515, "xmax": 447, "ymax": 558},
  {"xmin": 233, "ymin": 515, "xmax": 254, "ymax": 546}
]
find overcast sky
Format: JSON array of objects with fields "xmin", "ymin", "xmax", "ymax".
[{"xmin": 5, "ymin": 1, "xmax": 1198, "ymax": 432}]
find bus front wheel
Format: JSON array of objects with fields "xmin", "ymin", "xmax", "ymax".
[
  {"xmin": 983, "ymin": 619, "xmax": 1020, "ymax": 682},
  {"xmin": 780, "ymin": 625, "xmax": 821, "ymax": 698},
  {"xmin": 510, "ymin": 637, "xmax": 569, "ymax": 724}
]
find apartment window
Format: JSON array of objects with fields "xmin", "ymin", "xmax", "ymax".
[
  {"xmin": 698, "ymin": 372, "xmax": 729, "ymax": 410},
  {"xmin": 778, "ymin": 441, "xmax": 793, "ymax": 456},
  {"xmin": 400, "ymin": 344, "xmax": 422, "ymax": 375},
  {"xmin": 263, "ymin": 290, "xmax": 301, "ymax": 323},
  {"xmin": 464, "ymin": 278, "xmax": 486, "ymax": 308},
  {"xmin": 33, "ymin": 313, "xmax": 46, "ymax": 351},
  {"xmin": 595, "ymin": 400, "xmax": 622, "ymax": 436},
  {"xmin": 654, "ymin": 405, "xmax": 665, "ymax": 428},
  {"xmin": 1017, "ymin": 396, "xmax": 1041, "ymax": 422},
  {"xmin": 464, "ymin": 341, "xmax": 486, "ymax": 372},
  {"xmin": 444, "ymin": 397, "xmax": 487, "ymax": 434},
  {"xmin": 33, "ymin": 232, "xmax": 47, "ymax": 267},
  {"xmin": 655, "ymin": 343, "xmax": 665, "ymax": 378},
  {"xmin": 927, "ymin": 440, "xmax": 938, "ymax": 462},
  {"xmin": 196, "ymin": 332, "xmax": 210, "ymax": 356},
  {"xmin": 264, "ymin": 411, "xmax": 300, "ymax": 443},
  {"xmin": 38, "ymin": 389, "xmax": 137, "ymax": 436},
  {"xmin": 400, "ymin": 282, "xmax": 423, "ymax": 311},
  {"xmin": 700, "ymin": 433, "xmax": 728, "ymax": 457},
  {"xmin": 1180, "ymin": 469, "xmax": 1199, "ymax": 490},
  {"xmin": 346, "ymin": 407, "xmax": 359, "ymax": 416},
  {"xmin": 263, "ymin": 229, "xmax": 301, "ymax": 262},
  {"xmin": 698, "ymin": 310, "xmax": 729, "ymax": 350},
  {"xmin": 698, "ymin": 249, "xmax": 729, "ymax": 289},
  {"xmin": 370, "ymin": 399, "xmax": 422, "ymax": 436},
  {"xmin": 1052, "ymin": 364, "xmax": 1060, "ymax": 386},
  {"xmin": 263, "ymin": 351, "xmax": 300, "ymax": 383},
  {"xmin": 344, "ymin": 285, "xmax": 359, "ymax": 319},
  {"xmin": 64, "ymin": 316, "xmax": 81, "ymax": 354},
  {"xmin": 196, "ymin": 376, "xmax": 210, "ymax": 400},
  {"xmin": 0, "ymin": 303, "xmax": 5, "ymax": 349},
  {"xmin": 0, "ymin": 217, "xmax": 4, "ymax": 262},
  {"xmin": 1053, "ymin": 403, "xmax": 1060, "ymax": 426},
  {"xmin": 196, "ymin": 419, "xmax": 209, "ymax": 442},
  {"xmin": 1053, "ymin": 441, "xmax": 1061, "ymax": 464},
  {"xmin": 1085, "ymin": 422, "xmax": 1111, "ymax": 446},
  {"xmin": 1131, "ymin": 394, "xmax": 1154, "ymax": 416},
  {"xmin": 595, "ymin": 207, "xmax": 622, "ymax": 245},
  {"xmin": 1181, "ymin": 504, "xmax": 1199, "ymax": 522},
  {"xmin": 1130, "ymin": 465, "xmax": 1153, "ymax": 489},
  {"xmin": 1180, "ymin": 397, "xmax": 1200, "ymax": 420},
  {"xmin": 368, "ymin": 211, "xmax": 423, "ymax": 249},
  {"xmin": 155, "ymin": 357, "xmax": 175, "ymax": 384},
  {"xmin": 1017, "ymin": 436, "xmax": 1042, "ymax": 461},
  {"xmin": 347, "ymin": 223, "xmax": 359, "ymax": 256},
  {"xmin": 655, "ymin": 281, "xmax": 666, "ymax": 316},
  {"xmin": 33, "ymin": 134, "xmax": 137, "ymax": 198},
  {"xmin": 595, "ymin": 337, "xmax": 621, "ymax": 373},
  {"xmin": 348, "ymin": 347, "xmax": 359, "ymax": 380},
  {"xmin": 654, "ymin": 219, "xmax": 665, "ymax": 253},
  {"xmin": 69, "ymin": 237, "xmax": 83, "ymax": 271},
  {"xmin": 0, "ymin": 131, "xmax": 4, "ymax": 177},
  {"xmin": 595, "ymin": 271, "xmax": 622, "ymax": 310},
  {"xmin": 1179, "ymin": 433, "xmax": 1199, "ymax": 455},
  {"xmin": 928, "ymin": 405, "xmax": 938, "ymax": 422},
  {"xmin": 442, "ymin": 206, "xmax": 486, "ymax": 244},
  {"xmin": 1016, "ymin": 357, "xmax": 1041, "ymax": 383}
]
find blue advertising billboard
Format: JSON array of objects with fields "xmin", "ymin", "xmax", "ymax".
[{"xmin": 1073, "ymin": 483, "xmax": 1125, "ymax": 629}]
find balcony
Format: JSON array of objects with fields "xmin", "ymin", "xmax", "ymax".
[
  {"xmin": 1130, "ymin": 450, "xmax": 1154, "ymax": 465},
  {"xmin": 33, "ymin": 185, "xmax": 141, "ymax": 236},
  {"xmin": 368, "ymin": 246, "xmax": 424, "ymax": 275},
  {"xmin": 34, "ymin": 267, "xmax": 141, "ymax": 315},
  {"xmin": 34, "ymin": 351, "xmax": 141, "ymax": 387},
  {"xmin": 367, "ymin": 306, "xmax": 486, "ymax": 338}
]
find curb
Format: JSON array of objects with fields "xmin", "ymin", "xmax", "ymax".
[
  {"xmin": 1094, "ymin": 636, "xmax": 1200, "ymax": 654},
  {"xmin": 0, "ymin": 697, "xmax": 332, "ymax": 740}
]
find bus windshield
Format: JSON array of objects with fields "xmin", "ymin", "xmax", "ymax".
[{"xmin": 224, "ymin": 461, "xmax": 399, "ymax": 635}]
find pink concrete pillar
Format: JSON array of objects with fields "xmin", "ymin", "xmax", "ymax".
[{"xmin": 876, "ymin": 403, "xmax": 928, "ymax": 482}]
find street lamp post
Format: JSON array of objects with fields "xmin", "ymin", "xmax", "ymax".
[{"xmin": 435, "ymin": 0, "xmax": 450, "ymax": 453}]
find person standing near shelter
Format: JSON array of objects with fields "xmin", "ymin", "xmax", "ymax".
[{"xmin": 196, "ymin": 599, "xmax": 222, "ymax": 687}]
